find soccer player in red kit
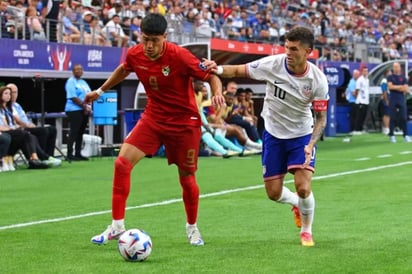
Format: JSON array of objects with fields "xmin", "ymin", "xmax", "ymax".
[{"xmin": 86, "ymin": 13, "xmax": 225, "ymax": 246}]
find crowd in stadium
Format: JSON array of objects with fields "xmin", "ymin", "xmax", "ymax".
[{"xmin": 1, "ymin": 0, "xmax": 412, "ymax": 61}]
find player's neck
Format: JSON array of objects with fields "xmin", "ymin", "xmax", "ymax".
[
  {"xmin": 146, "ymin": 54, "xmax": 162, "ymax": 61},
  {"xmin": 286, "ymin": 63, "xmax": 308, "ymax": 77},
  {"xmin": 145, "ymin": 42, "xmax": 166, "ymax": 61}
]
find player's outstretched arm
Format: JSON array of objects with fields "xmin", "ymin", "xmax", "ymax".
[
  {"xmin": 216, "ymin": 64, "xmax": 247, "ymax": 78},
  {"xmin": 84, "ymin": 64, "xmax": 131, "ymax": 104},
  {"xmin": 201, "ymin": 59, "xmax": 247, "ymax": 78}
]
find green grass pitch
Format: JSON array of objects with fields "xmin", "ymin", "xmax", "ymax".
[{"xmin": 0, "ymin": 133, "xmax": 411, "ymax": 273}]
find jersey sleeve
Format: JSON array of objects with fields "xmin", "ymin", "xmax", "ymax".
[
  {"xmin": 178, "ymin": 47, "xmax": 212, "ymax": 81},
  {"xmin": 246, "ymin": 55, "xmax": 277, "ymax": 81},
  {"xmin": 313, "ymin": 73, "xmax": 329, "ymax": 112}
]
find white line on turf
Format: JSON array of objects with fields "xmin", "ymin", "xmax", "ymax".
[
  {"xmin": 1, "ymin": 161, "xmax": 412, "ymax": 231},
  {"xmin": 376, "ymin": 154, "xmax": 392, "ymax": 158},
  {"xmin": 354, "ymin": 157, "xmax": 370, "ymax": 161}
]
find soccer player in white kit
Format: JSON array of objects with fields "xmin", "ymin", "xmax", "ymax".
[{"xmin": 205, "ymin": 26, "xmax": 329, "ymax": 246}]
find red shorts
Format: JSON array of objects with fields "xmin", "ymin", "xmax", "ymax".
[{"xmin": 125, "ymin": 116, "xmax": 201, "ymax": 173}]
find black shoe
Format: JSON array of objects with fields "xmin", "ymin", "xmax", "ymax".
[
  {"xmin": 74, "ymin": 155, "xmax": 89, "ymax": 161},
  {"xmin": 67, "ymin": 156, "xmax": 81, "ymax": 161},
  {"xmin": 28, "ymin": 159, "xmax": 49, "ymax": 169},
  {"xmin": 67, "ymin": 155, "xmax": 76, "ymax": 161}
]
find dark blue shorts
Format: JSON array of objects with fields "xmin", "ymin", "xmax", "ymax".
[{"xmin": 262, "ymin": 130, "xmax": 316, "ymax": 181}]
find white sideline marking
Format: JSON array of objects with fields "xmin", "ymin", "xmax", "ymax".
[
  {"xmin": 377, "ymin": 154, "xmax": 392, "ymax": 158},
  {"xmin": 354, "ymin": 157, "xmax": 371, "ymax": 161},
  {"xmin": 1, "ymin": 161, "xmax": 412, "ymax": 231}
]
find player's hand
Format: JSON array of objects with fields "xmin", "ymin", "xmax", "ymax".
[
  {"xmin": 84, "ymin": 91, "xmax": 101, "ymax": 104},
  {"xmin": 83, "ymin": 103, "xmax": 92, "ymax": 115},
  {"xmin": 201, "ymin": 58, "xmax": 218, "ymax": 73},
  {"xmin": 211, "ymin": 94, "xmax": 226, "ymax": 107},
  {"xmin": 302, "ymin": 145, "xmax": 313, "ymax": 168}
]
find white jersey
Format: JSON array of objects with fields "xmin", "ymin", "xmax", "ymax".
[
  {"xmin": 355, "ymin": 75, "xmax": 369, "ymax": 105},
  {"xmin": 246, "ymin": 54, "xmax": 329, "ymax": 139}
]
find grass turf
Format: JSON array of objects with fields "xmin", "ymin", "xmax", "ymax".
[{"xmin": 0, "ymin": 133, "xmax": 411, "ymax": 273}]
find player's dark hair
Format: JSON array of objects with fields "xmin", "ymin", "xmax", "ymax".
[
  {"xmin": 141, "ymin": 13, "xmax": 167, "ymax": 35},
  {"xmin": 285, "ymin": 27, "xmax": 314, "ymax": 49}
]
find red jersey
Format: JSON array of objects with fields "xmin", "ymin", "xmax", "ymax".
[{"xmin": 123, "ymin": 42, "xmax": 212, "ymax": 126}]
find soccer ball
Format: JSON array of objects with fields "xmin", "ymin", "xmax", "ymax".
[{"xmin": 117, "ymin": 228, "xmax": 153, "ymax": 262}]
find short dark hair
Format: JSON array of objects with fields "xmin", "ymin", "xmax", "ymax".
[
  {"xmin": 141, "ymin": 13, "xmax": 167, "ymax": 35},
  {"xmin": 235, "ymin": 88, "xmax": 245, "ymax": 96},
  {"xmin": 285, "ymin": 26, "xmax": 314, "ymax": 49}
]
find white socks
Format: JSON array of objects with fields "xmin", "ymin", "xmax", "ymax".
[
  {"xmin": 277, "ymin": 186, "xmax": 299, "ymax": 206},
  {"xmin": 245, "ymin": 138, "xmax": 262, "ymax": 150},
  {"xmin": 277, "ymin": 188, "xmax": 315, "ymax": 234},
  {"xmin": 186, "ymin": 223, "xmax": 197, "ymax": 228},
  {"xmin": 299, "ymin": 192, "xmax": 315, "ymax": 234},
  {"xmin": 112, "ymin": 219, "xmax": 125, "ymax": 230}
]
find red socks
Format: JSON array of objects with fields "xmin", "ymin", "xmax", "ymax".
[
  {"xmin": 112, "ymin": 156, "xmax": 133, "ymax": 220},
  {"xmin": 179, "ymin": 175, "xmax": 199, "ymax": 225},
  {"xmin": 111, "ymin": 156, "xmax": 199, "ymax": 225}
]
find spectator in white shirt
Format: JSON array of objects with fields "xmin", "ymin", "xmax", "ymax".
[
  {"xmin": 102, "ymin": 14, "xmax": 129, "ymax": 47},
  {"xmin": 353, "ymin": 67, "xmax": 370, "ymax": 133}
]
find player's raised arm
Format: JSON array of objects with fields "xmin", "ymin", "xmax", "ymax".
[{"xmin": 84, "ymin": 64, "xmax": 131, "ymax": 104}]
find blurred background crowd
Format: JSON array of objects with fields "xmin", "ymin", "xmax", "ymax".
[{"xmin": 1, "ymin": 0, "xmax": 412, "ymax": 62}]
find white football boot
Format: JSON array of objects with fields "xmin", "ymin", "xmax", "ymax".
[
  {"xmin": 186, "ymin": 223, "xmax": 204, "ymax": 246},
  {"xmin": 91, "ymin": 225, "xmax": 125, "ymax": 245}
]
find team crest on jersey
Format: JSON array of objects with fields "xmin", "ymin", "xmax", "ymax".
[
  {"xmin": 162, "ymin": 66, "xmax": 170, "ymax": 76},
  {"xmin": 198, "ymin": 62, "xmax": 207, "ymax": 71},
  {"xmin": 250, "ymin": 61, "xmax": 260, "ymax": 68},
  {"xmin": 302, "ymin": 85, "xmax": 313, "ymax": 97}
]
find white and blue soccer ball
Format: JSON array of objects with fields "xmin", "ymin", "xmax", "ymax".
[{"xmin": 117, "ymin": 228, "xmax": 152, "ymax": 262}]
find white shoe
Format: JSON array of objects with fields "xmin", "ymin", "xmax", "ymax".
[
  {"xmin": 390, "ymin": 136, "xmax": 396, "ymax": 143},
  {"xmin": 186, "ymin": 224, "xmax": 204, "ymax": 246},
  {"xmin": 91, "ymin": 225, "xmax": 125, "ymax": 245},
  {"xmin": 47, "ymin": 156, "xmax": 62, "ymax": 167},
  {"xmin": 8, "ymin": 163, "xmax": 15, "ymax": 171},
  {"xmin": 247, "ymin": 143, "xmax": 262, "ymax": 150},
  {"xmin": 223, "ymin": 150, "xmax": 240, "ymax": 158},
  {"xmin": 1, "ymin": 164, "xmax": 9, "ymax": 172},
  {"xmin": 241, "ymin": 149, "xmax": 261, "ymax": 156},
  {"xmin": 404, "ymin": 136, "xmax": 411, "ymax": 143}
]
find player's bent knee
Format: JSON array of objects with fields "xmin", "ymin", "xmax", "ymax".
[
  {"xmin": 115, "ymin": 156, "xmax": 133, "ymax": 174},
  {"xmin": 296, "ymin": 188, "xmax": 311, "ymax": 198},
  {"xmin": 265, "ymin": 188, "xmax": 282, "ymax": 201}
]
